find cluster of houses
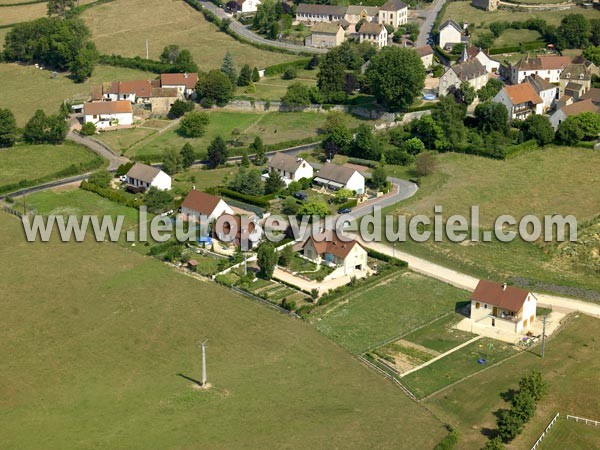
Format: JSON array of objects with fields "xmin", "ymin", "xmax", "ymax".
[
  {"xmin": 297, "ymin": 0, "xmax": 408, "ymax": 49},
  {"xmin": 81, "ymin": 73, "xmax": 198, "ymax": 130}
]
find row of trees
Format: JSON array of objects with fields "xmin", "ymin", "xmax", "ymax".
[{"xmin": 0, "ymin": 107, "xmax": 68, "ymax": 147}]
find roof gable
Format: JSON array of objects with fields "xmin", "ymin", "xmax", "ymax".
[
  {"xmin": 83, "ymin": 100, "xmax": 132, "ymax": 115},
  {"xmin": 181, "ymin": 190, "xmax": 225, "ymax": 216},
  {"xmin": 471, "ymin": 280, "xmax": 532, "ymax": 312},
  {"xmin": 268, "ymin": 153, "xmax": 308, "ymax": 173},
  {"xmin": 316, "ymin": 163, "xmax": 360, "ymax": 184},
  {"xmin": 126, "ymin": 163, "xmax": 162, "ymax": 183},
  {"xmin": 440, "ymin": 20, "xmax": 463, "ymax": 34},
  {"xmin": 303, "ymin": 234, "xmax": 363, "ymax": 260},
  {"xmin": 502, "ymin": 82, "xmax": 543, "ymax": 105}
]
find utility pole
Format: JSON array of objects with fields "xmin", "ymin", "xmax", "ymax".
[
  {"xmin": 145, "ymin": 38, "xmax": 149, "ymax": 60},
  {"xmin": 541, "ymin": 315, "xmax": 547, "ymax": 358},
  {"xmin": 243, "ymin": 252, "xmax": 247, "ymax": 276},
  {"xmin": 201, "ymin": 340, "xmax": 208, "ymax": 386}
]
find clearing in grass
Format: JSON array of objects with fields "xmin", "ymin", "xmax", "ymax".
[
  {"xmin": 0, "ymin": 211, "xmax": 447, "ymax": 449},
  {"xmin": 0, "ymin": 142, "xmax": 105, "ymax": 192}
]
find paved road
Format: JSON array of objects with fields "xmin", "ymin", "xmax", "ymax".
[
  {"xmin": 198, "ymin": 0, "xmax": 327, "ymax": 55},
  {"xmin": 67, "ymin": 130, "xmax": 128, "ymax": 171},
  {"xmin": 415, "ymin": 0, "xmax": 447, "ymax": 48}
]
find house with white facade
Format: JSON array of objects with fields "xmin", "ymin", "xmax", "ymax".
[
  {"xmin": 358, "ymin": 22, "xmax": 388, "ymax": 48},
  {"xmin": 295, "ymin": 4, "xmax": 347, "ymax": 24},
  {"xmin": 264, "ymin": 153, "xmax": 313, "ymax": 185},
  {"xmin": 549, "ymin": 98, "xmax": 600, "ymax": 130},
  {"xmin": 439, "ymin": 58, "xmax": 487, "ymax": 97},
  {"xmin": 493, "ymin": 82, "xmax": 544, "ymax": 120},
  {"xmin": 508, "ymin": 54, "xmax": 571, "ymax": 85},
  {"xmin": 415, "ymin": 45, "xmax": 434, "ymax": 69},
  {"xmin": 302, "ymin": 234, "xmax": 368, "ymax": 277},
  {"xmin": 236, "ymin": 0, "xmax": 261, "ymax": 13},
  {"xmin": 314, "ymin": 163, "xmax": 365, "ymax": 194},
  {"xmin": 83, "ymin": 101, "xmax": 133, "ymax": 130},
  {"xmin": 181, "ymin": 189, "xmax": 234, "ymax": 222},
  {"xmin": 100, "ymin": 80, "xmax": 155, "ymax": 103},
  {"xmin": 345, "ymin": 5, "xmax": 379, "ymax": 26},
  {"xmin": 160, "ymin": 73, "xmax": 199, "ymax": 99},
  {"xmin": 525, "ymin": 74, "xmax": 557, "ymax": 112},
  {"xmin": 125, "ymin": 163, "xmax": 171, "ymax": 192},
  {"xmin": 439, "ymin": 20, "xmax": 467, "ymax": 50},
  {"xmin": 461, "ymin": 46, "xmax": 500, "ymax": 74},
  {"xmin": 378, "ymin": 0, "xmax": 408, "ymax": 29},
  {"xmin": 470, "ymin": 280, "xmax": 537, "ymax": 334}
]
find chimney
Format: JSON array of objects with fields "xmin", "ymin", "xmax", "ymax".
[{"xmin": 502, "ymin": 283, "xmax": 507, "ymax": 291}]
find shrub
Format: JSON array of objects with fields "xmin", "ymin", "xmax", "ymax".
[
  {"xmin": 434, "ymin": 429, "xmax": 460, "ymax": 450},
  {"xmin": 281, "ymin": 298, "xmax": 296, "ymax": 311},
  {"xmin": 79, "ymin": 122, "xmax": 96, "ymax": 136},
  {"xmin": 282, "ymin": 66, "xmax": 297, "ymax": 80}
]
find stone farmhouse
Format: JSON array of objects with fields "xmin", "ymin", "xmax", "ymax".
[
  {"xmin": 308, "ymin": 22, "xmax": 346, "ymax": 48},
  {"xmin": 439, "ymin": 58, "xmax": 487, "ymax": 97},
  {"xmin": 358, "ymin": 22, "xmax": 388, "ymax": 48}
]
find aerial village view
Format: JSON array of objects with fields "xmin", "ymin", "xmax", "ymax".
[{"xmin": 0, "ymin": 0, "xmax": 600, "ymax": 447}]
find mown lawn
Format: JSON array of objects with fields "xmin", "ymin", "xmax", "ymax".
[
  {"xmin": 540, "ymin": 417, "xmax": 600, "ymax": 449},
  {"xmin": 402, "ymin": 313, "xmax": 476, "ymax": 353},
  {"xmin": 0, "ymin": 211, "xmax": 446, "ymax": 450},
  {"xmin": 0, "ymin": 142, "xmax": 105, "ymax": 190},
  {"xmin": 493, "ymin": 28, "xmax": 541, "ymax": 47},
  {"xmin": 171, "ymin": 166, "xmax": 237, "ymax": 194},
  {"xmin": 402, "ymin": 338, "xmax": 518, "ymax": 399},
  {"xmin": 384, "ymin": 147, "xmax": 600, "ymax": 297},
  {"xmin": 94, "ymin": 127, "xmax": 157, "ymax": 154},
  {"xmin": 82, "ymin": 0, "xmax": 298, "ymax": 70},
  {"xmin": 237, "ymin": 72, "xmax": 318, "ymax": 101},
  {"xmin": 425, "ymin": 314, "xmax": 600, "ymax": 449},
  {"xmin": 313, "ymin": 271, "xmax": 470, "ymax": 354},
  {"xmin": 0, "ymin": 63, "xmax": 155, "ymax": 125}
]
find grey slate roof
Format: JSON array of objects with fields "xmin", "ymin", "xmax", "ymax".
[
  {"xmin": 452, "ymin": 58, "xmax": 486, "ymax": 81},
  {"xmin": 296, "ymin": 3, "xmax": 347, "ymax": 15},
  {"xmin": 381, "ymin": 0, "xmax": 407, "ymax": 11},
  {"xmin": 126, "ymin": 163, "xmax": 162, "ymax": 183},
  {"xmin": 316, "ymin": 163, "xmax": 359, "ymax": 184}
]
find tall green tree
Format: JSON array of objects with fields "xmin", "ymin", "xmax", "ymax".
[
  {"xmin": 351, "ymin": 124, "xmax": 381, "ymax": 160},
  {"xmin": 474, "ymin": 101, "xmax": 509, "ymax": 135},
  {"xmin": 160, "ymin": 45, "xmax": 181, "ymax": 64},
  {"xmin": 433, "ymin": 96, "xmax": 467, "ymax": 148},
  {"xmin": 23, "ymin": 110, "xmax": 49, "ymax": 144},
  {"xmin": 220, "ymin": 51, "xmax": 238, "ymax": 86},
  {"xmin": 178, "ymin": 111, "xmax": 210, "ymax": 138},
  {"xmin": 251, "ymin": 66, "xmax": 260, "ymax": 82},
  {"xmin": 557, "ymin": 14, "xmax": 591, "ymax": 49},
  {"xmin": 365, "ymin": 47, "xmax": 426, "ymax": 109},
  {"xmin": 238, "ymin": 64, "xmax": 252, "ymax": 86},
  {"xmin": 265, "ymin": 169, "xmax": 285, "ymax": 194},
  {"xmin": 477, "ymin": 78, "xmax": 504, "ymax": 102},
  {"xmin": 240, "ymin": 150, "xmax": 250, "ymax": 168},
  {"xmin": 317, "ymin": 49, "xmax": 347, "ymax": 102},
  {"xmin": 174, "ymin": 49, "xmax": 198, "ymax": 73},
  {"xmin": 250, "ymin": 136, "xmax": 266, "ymax": 165},
  {"xmin": 162, "ymin": 147, "xmax": 183, "ymax": 174},
  {"xmin": 230, "ymin": 167, "xmax": 263, "ymax": 196},
  {"xmin": 522, "ymin": 114, "xmax": 554, "ymax": 145},
  {"xmin": 281, "ymin": 83, "xmax": 311, "ymax": 107},
  {"xmin": 145, "ymin": 187, "xmax": 174, "ymax": 214},
  {"xmin": 0, "ymin": 109, "xmax": 18, "ymax": 148},
  {"xmin": 207, "ymin": 136, "xmax": 229, "ymax": 169},
  {"xmin": 556, "ymin": 116, "xmax": 584, "ymax": 144},
  {"xmin": 257, "ymin": 242, "xmax": 277, "ymax": 279},
  {"xmin": 69, "ymin": 42, "xmax": 98, "ymax": 83},
  {"xmin": 181, "ymin": 142, "xmax": 196, "ymax": 169},
  {"xmin": 322, "ymin": 111, "xmax": 352, "ymax": 158},
  {"xmin": 196, "ymin": 70, "xmax": 234, "ymax": 106}
]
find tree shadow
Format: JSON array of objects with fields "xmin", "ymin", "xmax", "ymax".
[
  {"xmin": 455, "ymin": 300, "xmax": 471, "ymax": 317},
  {"xmin": 177, "ymin": 372, "xmax": 203, "ymax": 386},
  {"xmin": 500, "ymin": 388, "xmax": 518, "ymax": 403}
]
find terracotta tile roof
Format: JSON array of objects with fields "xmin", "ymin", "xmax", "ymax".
[
  {"xmin": 559, "ymin": 98, "xmax": 600, "ymax": 117},
  {"xmin": 181, "ymin": 190, "xmax": 224, "ymax": 216},
  {"xmin": 83, "ymin": 101, "xmax": 132, "ymax": 115},
  {"xmin": 90, "ymin": 85, "xmax": 103, "ymax": 101},
  {"xmin": 515, "ymin": 55, "xmax": 571, "ymax": 71},
  {"xmin": 471, "ymin": 280, "xmax": 532, "ymax": 312},
  {"xmin": 150, "ymin": 87, "xmax": 179, "ymax": 98},
  {"xmin": 268, "ymin": 153, "xmax": 309, "ymax": 173},
  {"xmin": 359, "ymin": 22, "xmax": 385, "ymax": 35},
  {"xmin": 303, "ymin": 234, "xmax": 363, "ymax": 260},
  {"xmin": 106, "ymin": 80, "xmax": 154, "ymax": 97},
  {"xmin": 502, "ymin": 82, "xmax": 543, "ymax": 105},
  {"xmin": 580, "ymin": 87, "xmax": 600, "ymax": 103},
  {"xmin": 160, "ymin": 73, "xmax": 199, "ymax": 90},
  {"xmin": 126, "ymin": 163, "xmax": 162, "ymax": 183}
]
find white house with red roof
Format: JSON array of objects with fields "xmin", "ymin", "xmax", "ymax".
[
  {"xmin": 160, "ymin": 73, "xmax": 199, "ymax": 99},
  {"xmin": 302, "ymin": 234, "xmax": 368, "ymax": 276},
  {"xmin": 470, "ymin": 280, "xmax": 537, "ymax": 333},
  {"xmin": 181, "ymin": 189, "xmax": 234, "ymax": 222},
  {"xmin": 83, "ymin": 101, "xmax": 133, "ymax": 130},
  {"xmin": 493, "ymin": 82, "xmax": 544, "ymax": 120}
]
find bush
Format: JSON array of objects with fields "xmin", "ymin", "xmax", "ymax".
[
  {"xmin": 264, "ymin": 59, "xmax": 311, "ymax": 76},
  {"xmin": 366, "ymin": 248, "xmax": 408, "ymax": 267},
  {"xmin": 219, "ymin": 188, "xmax": 270, "ymax": 208},
  {"xmin": 80, "ymin": 180, "xmax": 141, "ymax": 209},
  {"xmin": 281, "ymin": 298, "xmax": 296, "ymax": 311},
  {"xmin": 79, "ymin": 122, "xmax": 96, "ymax": 136},
  {"xmin": 98, "ymin": 54, "xmax": 176, "ymax": 73},
  {"xmin": 434, "ymin": 429, "xmax": 460, "ymax": 450},
  {"xmin": 168, "ymin": 99, "xmax": 195, "ymax": 119},
  {"xmin": 282, "ymin": 66, "xmax": 297, "ymax": 80},
  {"xmin": 179, "ymin": 111, "xmax": 210, "ymax": 138}
]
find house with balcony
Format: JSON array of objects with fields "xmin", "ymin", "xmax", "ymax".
[
  {"xmin": 470, "ymin": 280, "xmax": 537, "ymax": 334},
  {"xmin": 492, "ymin": 82, "xmax": 544, "ymax": 120},
  {"xmin": 302, "ymin": 234, "xmax": 368, "ymax": 276}
]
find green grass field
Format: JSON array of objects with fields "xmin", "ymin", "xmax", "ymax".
[
  {"xmin": 401, "ymin": 313, "xmax": 476, "ymax": 353},
  {"xmin": 313, "ymin": 271, "xmax": 470, "ymax": 354},
  {"xmin": 0, "ymin": 211, "xmax": 447, "ymax": 449},
  {"xmin": 94, "ymin": 127, "xmax": 157, "ymax": 154},
  {"xmin": 0, "ymin": 0, "xmax": 95, "ymax": 25},
  {"xmin": 425, "ymin": 314, "xmax": 600, "ymax": 449},
  {"xmin": 443, "ymin": 2, "xmax": 600, "ymax": 29},
  {"xmin": 0, "ymin": 63, "xmax": 155, "ymax": 125},
  {"xmin": 171, "ymin": 166, "xmax": 236, "ymax": 194},
  {"xmin": 493, "ymin": 28, "xmax": 541, "ymax": 47},
  {"xmin": 402, "ymin": 338, "xmax": 518, "ymax": 399},
  {"xmin": 385, "ymin": 147, "xmax": 600, "ymax": 297},
  {"xmin": 0, "ymin": 142, "xmax": 105, "ymax": 189},
  {"xmin": 238, "ymin": 72, "xmax": 318, "ymax": 101},
  {"xmin": 540, "ymin": 417, "xmax": 600, "ymax": 449},
  {"xmin": 130, "ymin": 111, "xmax": 364, "ymax": 162},
  {"xmin": 82, "ymin": 0, "xmax": 298, "ymax": 70}
]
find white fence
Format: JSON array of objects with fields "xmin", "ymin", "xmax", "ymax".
[
  {"xmin": 567, "ymin": 414, "xmax": 600, "ymax": 427},
  {"xmin": 531, "ymin": 412, "xmax": 560, "ymax": 450}
]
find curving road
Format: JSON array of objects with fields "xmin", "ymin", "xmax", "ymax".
[
  {"xmin": 67, "ymin": 130, "xmax": 129, "ymax": 171},
  {"xmin": 198, "ymin": 0, "xmax": 327, "ymax": 55}
]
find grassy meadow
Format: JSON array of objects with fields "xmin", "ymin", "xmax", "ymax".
[
  {"xmin": 0, "ymin": 142, "xmax": 105, "ymax": 190},
  {"xmin": 0, "ymin": 211, "xmax": 447, "ymax": 449},
  {"xmin": 0, "ymin": 63, "xmax": 155, "ymax": 125},
  {"xmin": 313, "ymin": 271, "xmax": 470, "ymax": 354},
  {"xmin": 425, "ymin": 314, "xmax": 600, "ymax": 449},
  {"xmin": 380, "ymin": 147, "xmax": 600, "ymax": 297},
  {"xmin": 540, "ymin": 417, "xmax": 600, "ymax": 449},
  {"xmin": 82, "ymin": 0, "xmax": 298, "ymax": 70}
]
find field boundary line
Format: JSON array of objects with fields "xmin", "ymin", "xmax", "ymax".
[
  {"xmin": 531, "ymin": 412, "xmax": 560, "ymax": 450},
  {"xmin": 566, "ymin": 414, "xmax": 600, "ymax": 427},
  {"xmin": 400, "ymin": 336, "xmax": 482, "ymax": 378},
  {"xmin": 357, "ymin": 355, "xmax": 418, "ymax": 402}
]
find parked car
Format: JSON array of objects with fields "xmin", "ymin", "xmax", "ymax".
[
  {"xmin": 294, "ymin": 192, "xmax": 308, "ymax": 201},
  {"xmin": 337, "ymin": 207, "xmax": 352, "ymax": 214}
]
